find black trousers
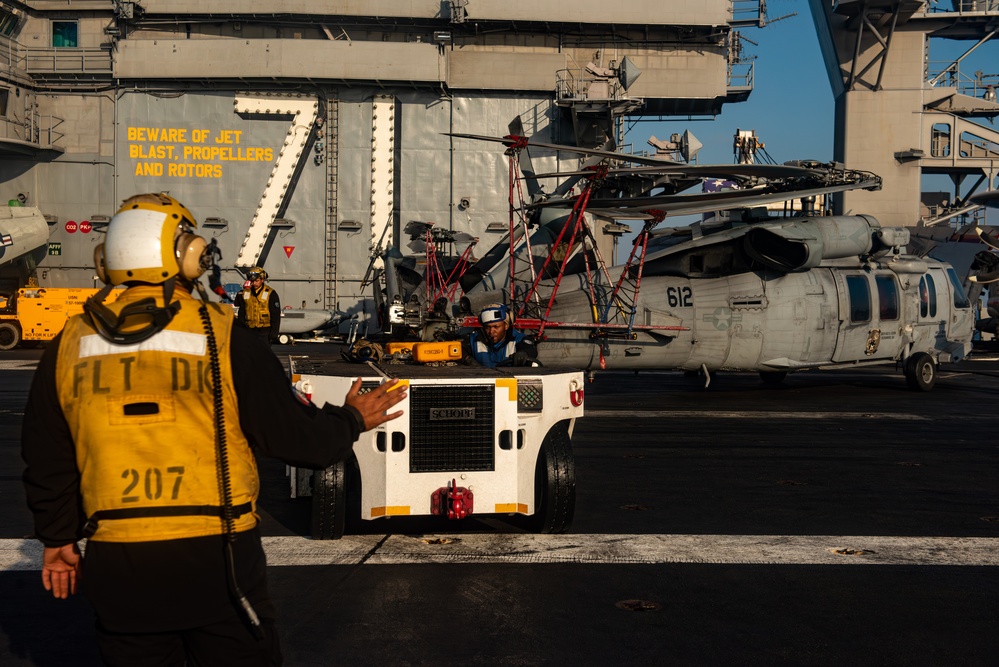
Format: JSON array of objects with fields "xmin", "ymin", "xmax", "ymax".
[
  {"xmin": 84, "ymin": 530, "xmax": 280, "ymax": 666},
  {"xmin": 96, "ymin": 614, "xmax": 282, "ymax": 666},
  {"xmin": 248, "ymin": 327, "xmax": 272, "ymax": 345}
]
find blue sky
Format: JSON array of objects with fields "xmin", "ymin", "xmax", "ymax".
[
  {"xmin": 624, "ymin": 12, "xmax": 835, "ymax": 165},
  {"xmin": 623, "ymin": 8, "xmax": 997, "ymax": 168}
]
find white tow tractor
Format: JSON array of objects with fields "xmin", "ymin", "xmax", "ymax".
[{"xmin": 287, "ymin": 357, "xmax": 585, "ymax": 539}]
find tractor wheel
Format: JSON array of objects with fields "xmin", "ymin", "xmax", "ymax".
[
  {"xmin": 311, "ymin": 458, "xmax": 348, "ymax": 540},
  {"xmin": 0, "ymin": 322, "xmax": 21, "ymax": 351},
  {"xmin": 532, "ymin": 421, "xmax": 576, "ymax": 534}
]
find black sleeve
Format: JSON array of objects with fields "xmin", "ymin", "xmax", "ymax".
[
  {"xmin": 230, "ymin": 323, "xmax": 362, "ymax": 469},
  {"xmin": 233, "ymin": 292, "xmax": 246, "ymax": 327},
  {"xmin": 515, "ymin": 334, "xmax": 539, "ymax": 361},
  {"xmin": 268, "ymin": 289, "xmax": 281, "ymax": 340},
  {"xmin": 21, "ymin": 333, "xmax": 85, "ymax": 548}
]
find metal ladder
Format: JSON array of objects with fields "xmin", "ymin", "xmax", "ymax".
[{"xmin": 324, "ymin": 94, "xmax": 339, "ymax": 311}]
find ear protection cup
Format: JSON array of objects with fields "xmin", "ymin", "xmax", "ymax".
[
  {"xmin": 176, "ymin": 232, "xmax": 209, "ymax": 281},
  {"xmin": 93, "ymin": 244, "xmax": 109, "ymax": 284}
]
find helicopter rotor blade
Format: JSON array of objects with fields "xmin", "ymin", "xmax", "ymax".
[
  {"xmin": 969, "ymin": 248, "xmax": 999, "ymax": 283},
  {"xmin": 530, "ymin": 177, "xmax": 881, "ymax": 222},
  {"xmin": 529, "ymin": 163, "xmax": 824, "ymax": 180},
  {"xmin": 447, "ymin": 132, "xmax": 683, "ymax": 167},
  {"xmin": 969, "ymin": 189, "xmax": 999, "ymax": 209},
  {"xmin": 976, "ymin": 226, "xmax": 999, "ymax": 253},
  {"xmin": 403, "ymin": 220, "xmax": 434, "ymax": 237},
  {"xmin": 508, "ymin": 116, "xmax": 541, "ymax": 198},
  {"xmin": 451, "ymin": 232, "xmax": 477, "ymax": 245},
  {"xmin": 407, "ymin": 239, "xmax": 429, "ymax": 254}
]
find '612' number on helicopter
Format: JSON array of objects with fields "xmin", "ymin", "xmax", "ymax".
[{"xmin": 666, "ymin": 286, "xmax": 693, "ymax": 308}]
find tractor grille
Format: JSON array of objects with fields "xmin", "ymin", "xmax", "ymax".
[{"xmin": 410, "ymin": 384, "xmax": 494, "ymax": 472}]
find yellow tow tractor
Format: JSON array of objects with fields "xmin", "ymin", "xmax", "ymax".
[{"xmin": 0, "ymin": 283, "xmax": 121, "ymax": 350}]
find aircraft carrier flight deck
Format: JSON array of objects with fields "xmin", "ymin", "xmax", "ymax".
[{"xmin": 1, "ymin": 344, "xmax": 997, "ymax": 666}]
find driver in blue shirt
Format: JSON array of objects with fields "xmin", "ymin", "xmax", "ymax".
[{"xmin": 464, "ymin": 302, "xmax": 539, "ymax": 368}]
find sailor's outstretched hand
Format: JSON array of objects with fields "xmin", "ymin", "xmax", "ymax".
[{"xmin": 344, "ymin": 377, "xmax": 407, "ymax": 430}]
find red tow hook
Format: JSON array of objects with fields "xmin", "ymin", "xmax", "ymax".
[{"xmin": 430, "ymin": 478, "xmax": 474, "ymax": 519}]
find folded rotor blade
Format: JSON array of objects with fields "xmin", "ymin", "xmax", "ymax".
[
  {"xmin": 529, "ymin": 178, "xmax": 882, "ymax": 221},
  {"xmin": 969, "ymin": 249, "xmax": 999, "ymax": 283},
  {"xmin": 976, "ymin": 226, "xmax": 999, "ymax": 252},
  {"xmin": 451, "ymin": 232, "xmax": 477, "ymax": 245},
  {"xmin": 508, "ymin": 117, "xmax": 541, "ymax": 198},
  {"xmin": 970, "ymin": 189, "xmax": 999, "ymax": 209},
  {"xmin": 404, "ymin": 220, "xmax": 433, "ymax": 237},
  {"xmin": 529, "ymin": 163, "xmax": 824, "ymax": 180},
  {"xmin": 447, "ymin": 132, "xmax": 683, "ymax": 167}
]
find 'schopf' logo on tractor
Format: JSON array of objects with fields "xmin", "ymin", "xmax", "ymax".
[{"xmin": 429, "ymin": 407, "xmax": 476, "ymax": 420}]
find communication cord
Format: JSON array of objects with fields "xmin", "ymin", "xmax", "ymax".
[{"xmin": 198, "ymin": 302, "xmax": 264, "ymax": 639}]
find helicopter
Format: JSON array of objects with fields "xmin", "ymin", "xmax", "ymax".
[{"xmin": 371, "ymin": 131, "xmax": 983, "ymax": 391}]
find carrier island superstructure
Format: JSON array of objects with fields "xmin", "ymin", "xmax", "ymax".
[
  {"xmin": 0, "ymin": 0, "xmax": 764, "ymax": 326},
  {"xmin": 2, "ymin": 1, "xmax": 997, "ymax": 334}
]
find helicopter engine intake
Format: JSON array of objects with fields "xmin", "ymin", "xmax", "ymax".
[{"xmin": 742, "ymin": 215, "xmax": 900, "ymax": 272}]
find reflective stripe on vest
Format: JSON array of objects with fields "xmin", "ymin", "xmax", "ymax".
[
  {"xmin": 471, "ymin": 331, "xmax": 519, "ymax": 368},
  {"xmin": 56, "ymin": 286, "xmax": 259, "ymax": 542}
]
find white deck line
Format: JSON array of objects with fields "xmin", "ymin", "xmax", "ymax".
[
  {"xmin": 0, "ymin": 361, "xmax": 39, "ymax": 370},
  {"xmin": 584, "ymin": 410, "xmax": 930, "ymax": 420},
  {"xmin": 2, "ymin": 534, "xmax": 997, "ymax": 571}
]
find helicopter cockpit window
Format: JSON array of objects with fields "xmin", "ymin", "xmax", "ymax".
[
  {"xmin": 846, "ymin": 275, "xmax": 871, "ymax": 323},
  {"xmin": 945, "ymin": 268, "xmax": 970, "ymax": 309},
  {"xmin": 875, "ymin": 275, "xmax": 899, "ymax": 320},
  {"xmin": 919, "ymin": 275, "xmax": 938, "ymax": 318}
]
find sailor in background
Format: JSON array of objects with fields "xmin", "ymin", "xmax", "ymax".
[
  {"xmin": 235, "ymin": 266, "xmax": 281, "ymax": 344},
  {"xmin": 464, "ymin": 302, "xmax": 539, "ymax": 368}
]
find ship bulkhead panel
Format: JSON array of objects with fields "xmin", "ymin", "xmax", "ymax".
[{"xmin": 115, "ymin": 91, "xmax": 332, "ymax": 311}]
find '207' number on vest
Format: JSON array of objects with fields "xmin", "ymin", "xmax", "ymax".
[{"xmin": 121, "ymin": 467, "xmax": 185, "ymax": 503}]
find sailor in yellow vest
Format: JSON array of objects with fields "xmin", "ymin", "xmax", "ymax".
[
  {"xmin": 20, "ymin": 193, "xmax": 406, "ymax": 666},
  {"xmin": 235, "ymin": 266, "xmax": 281, "ymax": 344}
]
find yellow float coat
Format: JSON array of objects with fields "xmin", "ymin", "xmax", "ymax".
[{"xmin": 56, "ymin": 286, "xmax": 258, "ymax": 542}]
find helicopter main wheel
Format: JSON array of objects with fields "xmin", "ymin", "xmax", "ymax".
[
  {"xmin": 531, "ymin": 421, "xmax": 576, "ymax": 534},
  {"xmin": 0, "ymin": 321, "xmax": 21, "ymax": 351},
  {"xmin": 759, "ymin": 370, "xmax": 787, "ymax": 385},
  {"xmin": 311, "ymin": 457, "xmax": 355, "ymax": 540},
  {"xmin": 277, "ymin": 333, "xmax": 293, "ymax": 345},
  {"xmin": 904, "ymin": 352, "xmax": 936, "ymax": 392}
]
